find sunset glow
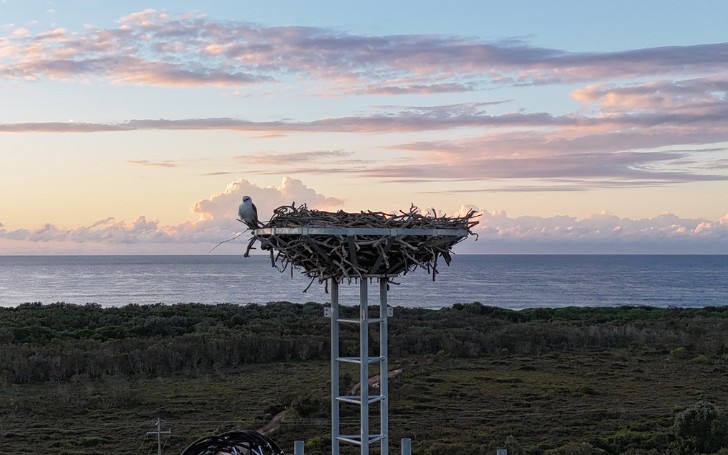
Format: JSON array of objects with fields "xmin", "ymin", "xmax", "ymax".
[{"xmin": 2, "ymin": 1, "xmax": 727, "ymax": 254}]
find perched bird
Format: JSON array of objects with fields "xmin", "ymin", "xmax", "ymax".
[{"xmin": 238, "ymin": 195, "xmax": 260, "ymax": 229}]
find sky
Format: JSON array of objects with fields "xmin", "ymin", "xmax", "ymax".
[{"xmin": 1, "ymin": 0, "xmax": 728, "ymax": 255}]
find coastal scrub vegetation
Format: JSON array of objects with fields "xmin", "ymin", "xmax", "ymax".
[{"xmin": 1, "ymin": 302, "xmax": 727, "ymax": 454}]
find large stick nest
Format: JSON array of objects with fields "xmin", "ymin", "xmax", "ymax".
[{"xmin": 246, "ymin": 203, "xmax": 479, "ymax": 285}]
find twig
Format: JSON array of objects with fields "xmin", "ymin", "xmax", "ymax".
[{"xmin": 209, "ymin": 227, "xmax": 248, "ymax": 253}]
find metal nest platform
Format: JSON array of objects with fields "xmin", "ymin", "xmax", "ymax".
[{"xmin": 247, "ymin": 203, "xmax": 479, "ymax": 283}]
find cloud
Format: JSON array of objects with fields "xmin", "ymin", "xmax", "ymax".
[
  {"xmin": 0, "ymin": 177, "xmax": 345, "ymax": 251},
  {"xmin": 1, "ymin": 177, "xmax": 726, "ymax": 254},
  {"xmin": 4, "ymin": 115, "xmax": 726, "ymax": 189},
  {"xmin": 2, "ymin": 91, "xmax": 727, "ymax": 188},
  {"xmin": 126, "ymin": 159, "xmax": 177, "ymax": 168},
  {"xmin": 190, "ymin": 176, "xmax": 344, "ymax": 222},
  {"xmin": 2, "ymin": 11, "xmax": 728, "ymax": 89},
  {"xmin": 571, "ymin": 77, "xmax": 728, "ymax": 117},
  {"xmin": 364, "ymin": 82, "xmax": 478, "ymax": 95},
  {"xmin": 464, "ymin": 209, "xmax": 728, "ymax": 254},
  {"xmin": 12, "ymin": 27, "xmax": 29, "ymax": 37},
  {"xmin": 1, "ymin": 216, "xmax": 176, "ymax": 244},
  {"xmin": 0, "ymin": 104, "xmax": 563, "ymax": 134},
  {"xmin": 234, "ymin": 150, "xmax": 353, "ymax": 165},
  {"xmin": 347, "ymin": 121, "xmax": 728, "ymax": 185},
  {"xmin": 203, "ymin": 171, "xmax": 237, "ymax": 176},
  {"xmin": 2, "ymin": 12, "xmax": 728, "ymax": 193}
]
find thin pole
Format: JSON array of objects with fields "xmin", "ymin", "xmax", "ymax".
[
  {"xmin": 360, "ymin": 279, "xmax": 369, "ymax": 455},
  {"xmin": 146, "ymin": 418, "xmax": 170, "ymax": 455},
  {"xmin": 379, "ymin": 278, "xmax": 389, "ymax": 455},
  {"xmin": 331, "ymin": 280, "xmax": 340, "ymax": 455}
]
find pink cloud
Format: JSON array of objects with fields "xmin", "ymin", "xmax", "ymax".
[
  {"xmin": 2, "ymin": 11, "xmax": 728, "ymax": 89},
  {"xmin": 463, "ymin": 209, "xmax": 728, "ymax": 254},
  {"xmin": 126, "ymin": 159, "xmax": 177, "ymax": 168},
  {"xmin": 233, "ymin": 150, "xmax": 352, "ymax": 165},
  {"xmin": 12, "ymin": 27, "xmax": 29, "ymax": 37},
  {"xmin": 572, "ymin": 77, "xmax": 728, "ymax": 115},
  {"xmin": 2, "ymin": 105, "xmax": 726, "ymax": 187},
  {"xmin": 2, "ymin": 12, "xmax": 728, "ymax": 193},
  {"xmin": 34, "ymin": 27, "xmax": 67, "ymax": 41},
  {"xmin": 118, "ymin": 9, "xmax": 166, "ymax": 28}
]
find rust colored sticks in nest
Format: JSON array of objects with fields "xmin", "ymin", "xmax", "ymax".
[{"xmin": 247, "ymin": 203, "xmax": 479, "ymax": 284}]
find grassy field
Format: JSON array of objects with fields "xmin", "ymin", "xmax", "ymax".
[{"xmin": 1, "ymin": 303, "xmax": 727, "ymax": 454}]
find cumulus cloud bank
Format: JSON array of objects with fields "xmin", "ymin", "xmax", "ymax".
[
  {"xmin": 468, "ymin": 210, "xmax": 728, "ymax": 254},
  {"xmin": 0, "ymin": 177, "xmax": 344, "ymax": 253},
  {"xmin": 191, "ymin": 177, "xmax": 344, "ymax": 223},
  {"xmin": 1, "ymin": 178, "xmax": 726, "ymax": 254}
]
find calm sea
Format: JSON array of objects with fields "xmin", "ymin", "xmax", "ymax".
[{"xmin": 0, "ymin": 255, "xmax": 727, "ymax": 309}]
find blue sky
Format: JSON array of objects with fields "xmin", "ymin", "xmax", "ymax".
[{"xmin": 1, "ymin": 0, "xmax": 728, "ymax": 254}]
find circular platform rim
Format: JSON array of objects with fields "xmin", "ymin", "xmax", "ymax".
[{"xmin": 253, "ymin": 226, "xmax": 470, "ymax": 237}]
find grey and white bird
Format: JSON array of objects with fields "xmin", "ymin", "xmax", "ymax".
[{"xmin": 238, "ymin": 195, "xmax": 260, "ymax": 229}]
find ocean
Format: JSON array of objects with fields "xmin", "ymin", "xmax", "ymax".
[{"xmin": 0, "ymin": 255, "xmax": 727, "ymax": 309}]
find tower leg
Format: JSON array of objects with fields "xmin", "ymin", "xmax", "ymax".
[
  {"xmin": 379, "ymin": 278, "xmax": 389, "ymax": 455},
  {"xmin": 331, "ymin": 280, "xmax": 340, "ymax": 455},
  {"xmin": 360, "ymin": 279, "xmax": 369, "ymax": 455},
  {"xmin": 330, "ymin": 277, "xmax": 390, "ymax": 455}
]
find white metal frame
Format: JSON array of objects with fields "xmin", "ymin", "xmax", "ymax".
[{"xmin": 329, "ymin": 278, "xmax": 389, "ymax": 455}]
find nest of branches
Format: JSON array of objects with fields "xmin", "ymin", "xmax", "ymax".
[{"xmin": 246, "ymin": 203, "xmax": 479, "ymax": 286}]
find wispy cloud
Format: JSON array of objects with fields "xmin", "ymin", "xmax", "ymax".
[
  {"xmin": 3, "ymin": 96, "xmax": 726, "ymax": 186},
  {"xmin": 2, "ymin": 10, "xmax": 728, "ymax": 90},
  {"xmin": 2, "ymin": 11, "xmax": 728, "ymax": 192},
  {"xmin": 234, "ymin": 150, "xmax": 352, "ymax": 165},
  {"xmin": 126, "ymin": 159, "xmax": 177, "ymax": 168},
  {"xmin": 365, "ymin": 130, "xmax": 728, "ymax": 184},
  {"xmin": 0, "ymin": 105, "xmax": 570, "ymax": 134}
]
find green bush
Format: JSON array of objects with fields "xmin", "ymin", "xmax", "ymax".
[
  {"xmin": 305, "ymin": 435, "xmax": 325, "ymax": 449},
  {"xmin": 673, "ymin": 401, "xmax": 728, "ymax": 453}
]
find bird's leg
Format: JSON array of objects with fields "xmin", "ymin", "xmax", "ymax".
[{"xmin": 243, "ymin": 237, "xmax": 257, "ymax": 257}]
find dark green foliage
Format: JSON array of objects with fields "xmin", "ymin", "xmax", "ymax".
[
  {"xmin": 674, "ymin": 401, "xmax": 728, "ymax": 453},
  {"xmin": 1, "ymin": 303, "xmax": 728, "ymax": 454},
  {"xmin": 0, "ymin": 302, "xmax": 332, "ymax": 383},
  {"xmin": 290, "ymin": 395, "xmax": 328, "ymax": 419},
  {"xmin": 1, "ymin": 302, "xmax": 728, "ymax": 384}
]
